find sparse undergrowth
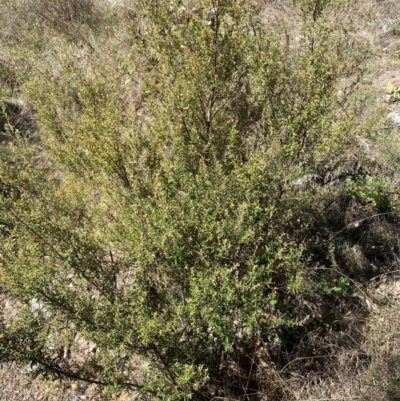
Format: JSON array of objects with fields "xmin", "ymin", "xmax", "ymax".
[{"xmin": 1, "ymin": 1, "xmax": 400, "ymax": 401}]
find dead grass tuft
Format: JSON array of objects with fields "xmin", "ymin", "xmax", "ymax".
[{"xmin": 362, "ymin": 302, "xmax": 400, "ymax": 401}]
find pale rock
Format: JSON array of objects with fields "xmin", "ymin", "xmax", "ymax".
[{"xmin": 388, "ymin": 111, "xmax": 400, "ymax": 126}]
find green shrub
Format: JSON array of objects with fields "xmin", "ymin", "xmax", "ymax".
[
  {"xmin": 0, "ymin": 0, "xmax": 365, "ymax": 399},
  {"xmin": 345, "ymin": 177, "xmax": 396, "ymax": 212}
]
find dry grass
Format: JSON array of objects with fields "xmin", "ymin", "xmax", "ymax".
[
  {"xmin": 0, "ymin": 362, "xmax": 134, "ymax": 400},
  {"xmin": 362, "ymin": 301, "xmax": 400, "ymax": 401},
  {"xmin": 1, "ymin": 0, "xmax": 400, "ymax": 400}
]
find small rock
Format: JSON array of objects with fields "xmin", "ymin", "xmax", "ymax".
[
  {"xmin": 387, "ymin": 111, "xmax": 400, "ymax": 126},
  {"xmin": 386, "ymin": 93, "xmax": 400, "ymax": 103}
]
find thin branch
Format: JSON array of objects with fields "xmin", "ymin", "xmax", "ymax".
[
  {"xmin": 31, "ymin": 358, "xmax": 157, "ymax": 395},
  {"xmin": 368, "ymin": 268, "xmax": 400, "ymax": 283},
  {"xmin": 280, "ymin": 354, "xmax": 331, "ymax": 372},
  {"xmin": 332, "ymin": 211, "xmax": 399, "ymax": 238},
  {"xmin": 0, "ymin": 201, "xmax": 65, "ymax": 261}
]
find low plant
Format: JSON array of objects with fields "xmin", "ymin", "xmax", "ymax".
[
  {"xmin": 345, "ymin": 177, "xmax": 396, "ymax": 212},
  {"xmin": 0, "ymin": 0, "xmax": 376, "ymax": 400}
]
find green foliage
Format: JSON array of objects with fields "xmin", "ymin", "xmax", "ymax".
[
  {"xmin": 316, "ymin": 269, "xmax": 352, "ymax": 296},
  {"xmin": 0, "ymin": 0, "xmax": 364, "ymax": 399},
  {"xmin": 391, "ymin": 22, "xmax": 400, "ymax": 36},
  {"xmin": 345, "ymin": 177, "xmax": 395, "ymax": 211},
  {"xmin": 332, "ymin": 276, "xmax": 351, "ymax": 293}
]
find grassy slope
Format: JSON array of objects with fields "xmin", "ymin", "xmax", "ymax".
[{"xmin": 1, "ymin": 0, "xmax": 400, "ymax": 400}]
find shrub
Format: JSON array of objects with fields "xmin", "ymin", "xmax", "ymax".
[{"xmin": 0, "ymin": 0, "xmax": 367, "ymax": 399}]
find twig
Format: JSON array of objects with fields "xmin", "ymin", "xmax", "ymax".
[
  {"xmin": 0, "ymin": 201, "xmax": 65, "ymax": 261},
  {"xmin": 367, "ymin": 268, "xmax": 400, "ymax": 283},
  {"xmin": 332, "ymin": 211, "xmax": 398, "ymax": 238},
  {"xmin": 280, "ymin": 355, "xmax": 331, "ymax": 372}
]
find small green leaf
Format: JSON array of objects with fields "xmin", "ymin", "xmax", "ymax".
[{"xmin": 323, "ymin": 316, "xmax": 332, "ymax": 327}]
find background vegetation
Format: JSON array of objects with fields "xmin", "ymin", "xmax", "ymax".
[{"xmin": 1, "ymin": 0, "xmax": 400, "ymax": 400}]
